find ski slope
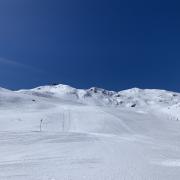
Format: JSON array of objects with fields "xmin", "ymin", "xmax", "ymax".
[{"xmin": 0, "ymin": 84, "xmax": 180, "ymax": 180}]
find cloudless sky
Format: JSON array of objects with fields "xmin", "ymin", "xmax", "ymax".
[{"xmin": 0, "ymin": 0, "xmax": 180, "ymax": 91}]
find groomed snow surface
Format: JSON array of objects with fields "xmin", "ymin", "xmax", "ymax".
[{"xmin": 0, "ymin": 84, "xmax": 180, "ymax": 180}]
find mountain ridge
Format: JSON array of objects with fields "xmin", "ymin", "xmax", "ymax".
[{"xmin": 14, "ymin": 84, "xmax": 180, "ymax": 108}]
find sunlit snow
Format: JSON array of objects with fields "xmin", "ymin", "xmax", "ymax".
[{"xmin": 0, "ymin": 84, "xmax": 180, "ymax": 180}]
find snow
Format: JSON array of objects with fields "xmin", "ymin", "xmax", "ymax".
[{"xmin": 0, "ymin": 84, "xmax": 180, "ymax": 179}]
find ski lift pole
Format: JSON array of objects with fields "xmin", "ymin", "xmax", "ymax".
[{"xmin": 40, "ymin": 119, "xmax": 43, "ymax": 132}]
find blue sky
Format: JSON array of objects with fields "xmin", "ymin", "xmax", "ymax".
[{"xmin": 0, "ymin": 0, "xmax": 180, "ymax": 91}]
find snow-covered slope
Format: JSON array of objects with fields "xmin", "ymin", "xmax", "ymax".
[{"xmin": 0, "ymin": 84, "xmax": 180, "ymax": 180}]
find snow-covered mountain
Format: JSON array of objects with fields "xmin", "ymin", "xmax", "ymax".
[
  {"xmin": 0, "ymin": 84, "xmax": 180, "ymax": 132},
  {"xmin": 0, "ymin": 84, "xmax": 180, "ymax": 180},
  {"xmin": 18, "ymin": 84, "xmax": 180, "ymax": 107},
  {"xmin": 18, "ymin": 84, "xmax": 180, "ymax": 120}
]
